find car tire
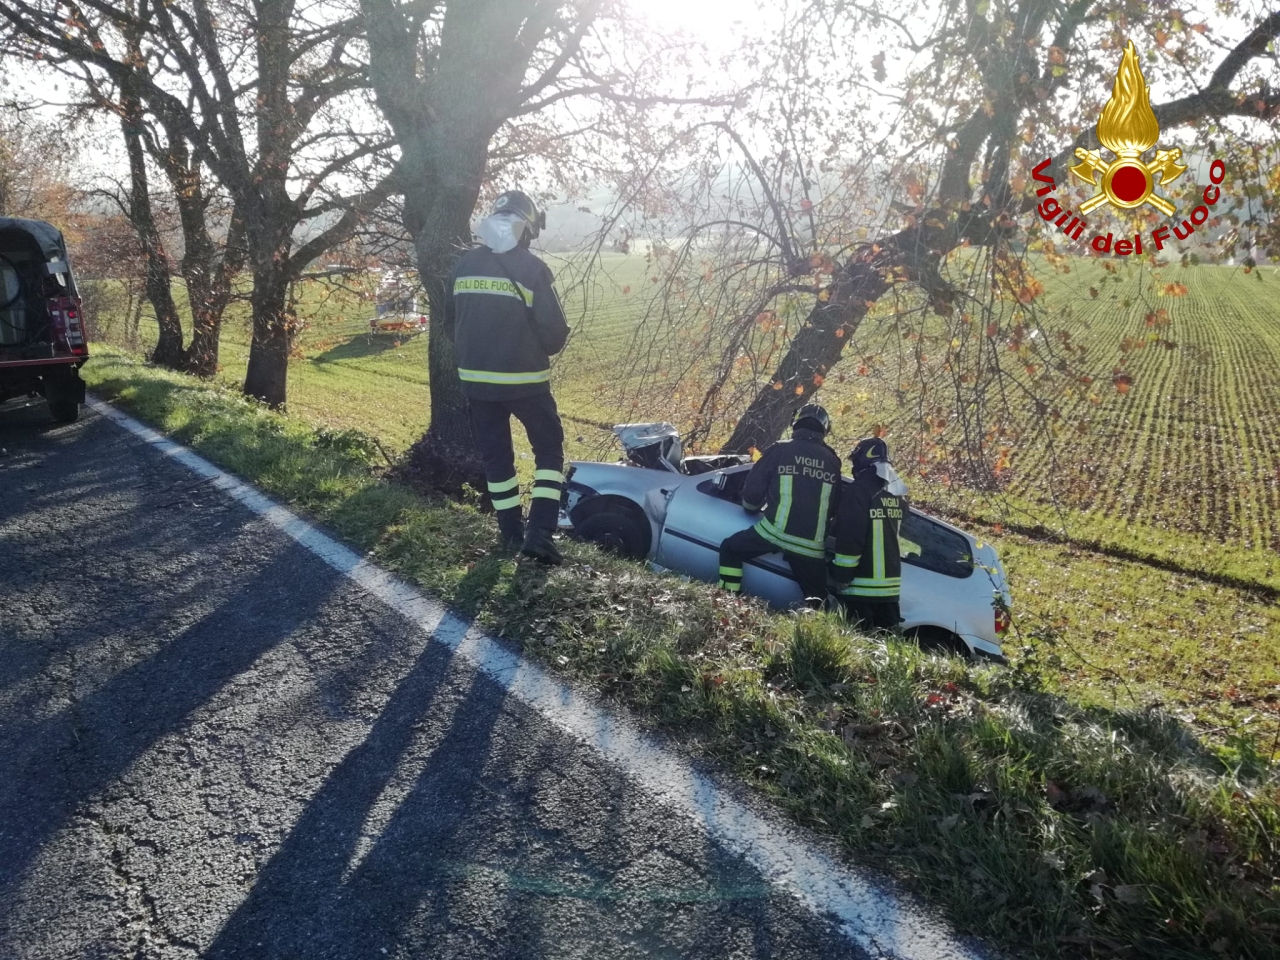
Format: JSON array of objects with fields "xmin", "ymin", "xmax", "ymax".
[
  {"xmin": 574, "ymin": 510, "xmax": 649, "ymax": 560},
  {"xmin": 906, "ymin": 626, "xmax": 969, "ymax": 659},
  {"xmin": 44, "ymin": 369, "xmax": 81, "ymax": 424}
]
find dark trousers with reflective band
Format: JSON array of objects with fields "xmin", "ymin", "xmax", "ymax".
[
  {"xmin": 839, "ymin": 595, "xmax": 902, "ymax": 632},
  {"xmin": 469, "ymin": 392, "xmax": 565, "ymax": 533},
  {"xmin": 718, "ymin": 526, "xmax": 829, "ymax": 609}
]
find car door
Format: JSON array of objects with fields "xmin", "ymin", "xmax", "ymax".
[
  {"xmin": 897, "ymin": 507, "xmax": 980, "ymax": 632},
  {"xmin": 655, "ymin": 466, "xmax": 806, "ymax": 608}
]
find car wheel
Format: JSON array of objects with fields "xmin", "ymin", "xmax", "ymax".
[
  {"xmin": 906, "ymin": 626, "xmax": 969, "ymax": 659},
  {"xmin": 44, "ymin": 369, "xmax": 81, "ymax": 424},
  {"xmin": 574, "ymin": 510, "xmax": 649, "ymax": 560}
]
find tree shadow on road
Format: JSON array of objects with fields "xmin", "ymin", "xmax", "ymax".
[
  {"xmin": 0, "ymin": 538, "xmax": 341, "ymax": 895},
  {"xmin": 200, "ymin": 628, "xmax": 837, "ymax": 960},
  {"xmin": 202, "ymin": 640, "xmax": 505, "ymax": 958}
]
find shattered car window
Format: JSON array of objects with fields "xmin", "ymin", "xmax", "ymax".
[
  {"xmin": 696, "ymin": 471, "xmax": 750, "ymax": 503},
  {"xmin": 900, "ymin": 512, "xmax": 974, "ymax": 579}
]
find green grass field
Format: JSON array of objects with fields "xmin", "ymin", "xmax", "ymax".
[{"xmin": 87, "ymin": 254, "xmax": 1280, "ymax": 758}]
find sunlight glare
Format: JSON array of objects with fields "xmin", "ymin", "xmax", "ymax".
[{"xmin": 640, "ymin": 0, "xmax": 756, "ymax": 41}]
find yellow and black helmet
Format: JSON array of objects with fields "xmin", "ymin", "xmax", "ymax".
[{"xmin": 849, "ymin": 437, "xmax": 889, "ymax": 471}]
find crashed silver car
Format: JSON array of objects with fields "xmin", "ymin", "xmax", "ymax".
[{"xmin": 560, "ymin": 423, "xmax": 1012, "ymax": 661}]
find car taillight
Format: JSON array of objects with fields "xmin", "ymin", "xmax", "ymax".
[
  {"xmin": 50, "ymin": 297, "xmax": 87, "ymax": 355},
  {"xmin": 995, "ymin": 607, "xmax": 1011, "ymax": 634},
  {"xmin": 65, "ymin": 308, "xmax": 86, "ymax": 353}
]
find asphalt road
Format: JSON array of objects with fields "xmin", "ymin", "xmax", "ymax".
[{"xmin": 0, "ymin": 399, "xmax": 868, "ymax": 960}]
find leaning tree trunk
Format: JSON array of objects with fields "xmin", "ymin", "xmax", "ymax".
[
  {"xmin": 721, "ymin": 261, "xmax": 891, "ymax": 454},
  {"xmin": 720, "ymin": 212, "xmax": 979, "ymax": 454}
]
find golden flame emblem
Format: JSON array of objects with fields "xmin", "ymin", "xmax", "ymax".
[{"xmin": 1070, "ymin": 41, "xmax": 1186, "ymax": 215}]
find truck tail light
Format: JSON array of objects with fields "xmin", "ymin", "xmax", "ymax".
[
  {"xmin": 64, "ymin": 307, "xmax": 87, "ymax": 354},
  {"xmin": 49, "ymin": 297, "xmax": 87, "ymax": 356}
]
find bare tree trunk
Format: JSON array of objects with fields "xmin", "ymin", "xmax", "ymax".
[
  {"xmin": 241, "ymin": 0, "xmax": 295, "ymax": 408},
  {"xmin": 183, "ymin": 261, "xmax": 228, "ymax": 378},
  {"xmin": 127, "ymin": 286, "xmax": 143, "ymax": 350},
  {"xmin": 412, "ymin": 161, "xmax": 484, "ymax": 456},
  {"xmin": 361, "ymin": 0, "xmax": 606, "ymax": 495},
  {"xmin": 156, "ymin": 135, "xmax": 243, "ymax": 378},
  {"xmin": 120, "ymin": 82, "xmax": 184, "ymax": 369},
  {"xmin": 392, "ymin": 137, "xmax": 489, "ymax": 494},
  {"xmin": 243, "ymin": 252, "xmax": 292, "ymax": 407},
  {"xmin": 184, "ymin": 206, "xmax": 243, "ymax": 377}
]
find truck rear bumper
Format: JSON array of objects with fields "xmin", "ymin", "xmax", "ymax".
[
  {"xmin": 0, "ymin": 356, "xmax": 86, "ymax": 367},
  {"xmin": 0, "ymin": 359, "xmax": 85, "ymax": 402}
]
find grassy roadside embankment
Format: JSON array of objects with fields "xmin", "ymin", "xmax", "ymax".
[
  {"xmin": 90, "ymin": 262, "xmax": 1280, "ymax": 753},
  {"xmin": 81, "ymin": 346, "xmax": 1280, "ymax": 960}
]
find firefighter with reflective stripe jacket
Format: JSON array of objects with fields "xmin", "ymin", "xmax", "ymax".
[
  {"xmin": 442, "ymin": 190, "xmax": 571, "ymax": 565},
  {"xmin": 832, "ymin": 437, "xmax": 906, "ymax": 630},
  {"xmin": 717, "ymin": 404, "xmax": 843, "ymax": 607}
]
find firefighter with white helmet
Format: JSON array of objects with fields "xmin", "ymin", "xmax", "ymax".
[{"xmin": 443, "ymin": 190, "xmax": 570, "ymax": 564}]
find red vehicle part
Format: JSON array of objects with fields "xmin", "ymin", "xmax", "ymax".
[
  {"xmin": 49, "ymin": 296, "xmax": 88, "ymax": 356},
  {"xmin": 0, "ymin": 218, "xmax": 88, "ymax": 422}
]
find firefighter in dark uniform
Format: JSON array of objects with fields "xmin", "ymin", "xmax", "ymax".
[
  {"xmin": 832, "ymin": 437, "xmax": 905, "ymax": 630},
  {"xmin": 717, "ymin": 404, "xmax": 842, "ymax": 608},
  {"xmin": 443, "ymin": 190, "xmax": 570, "ymax": 565}
]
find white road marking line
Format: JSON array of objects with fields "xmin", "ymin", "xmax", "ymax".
[{"xmin": 88, "ymin": 396, "xmax": 986, "ymax": 960}]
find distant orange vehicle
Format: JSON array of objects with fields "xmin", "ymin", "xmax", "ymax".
[
  {"xmin": 370, "ymin": 273, "xmax": 428, "ymax": 334},
  {"xmin": 0, "ymin": 217, "xmax": 87, "ymax": 422}
]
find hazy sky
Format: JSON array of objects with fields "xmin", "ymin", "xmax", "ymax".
[{"xmin": 644, "ymin": 0, "xmax": 756, "ymax": 45}]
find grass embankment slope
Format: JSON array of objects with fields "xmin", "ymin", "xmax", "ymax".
[
  {"xmin": 99, "ymin": 255, "xmax": 1280, "ymax": 756},
  {"xmin": 82, "ymin": 349, "xmax": 1279, "ymax": 960}
]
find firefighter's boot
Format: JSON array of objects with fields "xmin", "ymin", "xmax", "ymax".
[
  {"xmin": 496, "ymin": 509, "xmax": 525, "ymax": 552},
  {"xmin": 520, "ymin": 526, "xmax": 563, "ymax": 566}
]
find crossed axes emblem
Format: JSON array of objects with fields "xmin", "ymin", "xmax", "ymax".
[{"xmin": 1070, "ymin": 147, "xmax": 1187, "ymax": 216}]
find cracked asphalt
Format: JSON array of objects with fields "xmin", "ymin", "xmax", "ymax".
[{"xmin": 0, "ymin": 400, "xmax": 863, "ymax": 960}]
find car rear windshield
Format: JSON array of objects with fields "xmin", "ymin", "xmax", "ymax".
[{"xmin": 901, "ymin": 511, "xmax": 974, "ymax": 579}]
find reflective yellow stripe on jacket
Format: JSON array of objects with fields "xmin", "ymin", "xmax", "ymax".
[
  {"xmin": 839, "ymin": 579, "xmax": 902, "ymax": 597},
  {"xmin": 838, "ymin": 516, "xmax": 902, "ymax": 597},
  {"xmin": 458, "ymin": 368, "xmax": 551, "ymax": 385},
  {"xmin": 755, "ymin": 516, "xmax": 826, "ymax": 559},
  {"xmin": 453, "ymin": 276, "xmax": 535, "ymax": 306}
]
